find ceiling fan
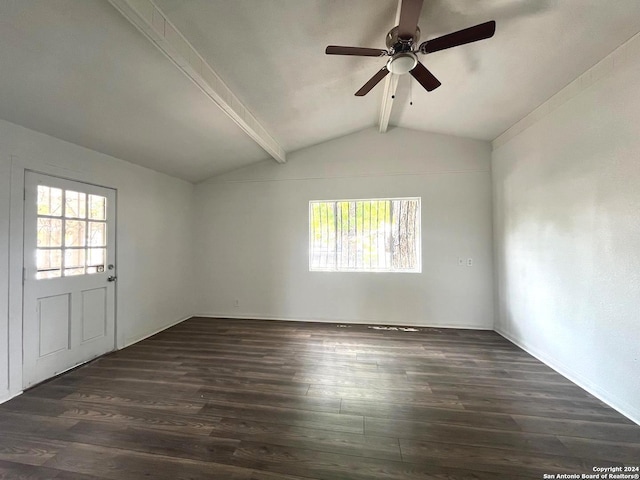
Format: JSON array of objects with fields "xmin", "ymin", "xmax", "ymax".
[{"xmin": 325, "ymin": 0, "xmax": 496, "ymax": 96}]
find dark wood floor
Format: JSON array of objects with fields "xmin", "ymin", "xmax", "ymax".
[{"xmin": 1, "ymin": 318, "xmax": 638, "ymax": 479}]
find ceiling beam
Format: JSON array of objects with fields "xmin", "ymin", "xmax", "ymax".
[
  {"xmin": 378, "ymin": 0, "xmax": 404, "ymax": 133},
  {"xmin": 378, "ymin": 74, "xmax": 399, "ymax": 133},
  {"xmin": 108, "ymin": 0, "xmax": 286, "ymax": 163}
]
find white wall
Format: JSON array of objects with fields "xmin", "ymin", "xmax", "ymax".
[
  {"xmin": 0, "ymin": 155, "xmax": 10, "ymax": 401},
  {"xmin": 0, "ymin": 118, "xmax": 195, "ymax": 403},
  {"xmin": 492, "ymin": 35, "xmax": 640, "ymax": 423},
  {"xmin": 193, "ymin": 127, "xmax": 494, "ymax": 328}
]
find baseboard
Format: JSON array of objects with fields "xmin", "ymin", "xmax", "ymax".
[
  {"xmin": 0, "ymin": 390, "xmax": 23, "ymax": 406},
  {"xmin": 496, "ymin": 327, "xmax": 640, "ymax": 426},
  {"xmin": 193, "ymin": 312, "xmax": 493, "ymax": 331},
  {"xmin": 123, "ymin": 314, "xmax": 193, "ymax": 348}
]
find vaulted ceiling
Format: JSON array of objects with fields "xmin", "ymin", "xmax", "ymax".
[{"xmin": 1, "ymin": 1, "xmax": 639, "ymax": 182}]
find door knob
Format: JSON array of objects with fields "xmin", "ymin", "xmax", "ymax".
[{"xmin": 107, "ymin": 276, "xmax": 117, "ymax": 282}]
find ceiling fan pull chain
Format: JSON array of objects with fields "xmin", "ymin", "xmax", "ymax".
[{"xmin": 410, "ymin": 78, "xmax": 413, "ymax": 106}]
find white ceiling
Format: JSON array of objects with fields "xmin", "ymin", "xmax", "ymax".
[
  {"xmin": 0, "ymin": 0, "xmax": 269, "ymax": 182},
  {"xmin": 1, "ymin": 1, "xmax": 640, "ymax": 182}
]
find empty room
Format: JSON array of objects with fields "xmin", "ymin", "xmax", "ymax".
[{"xmin": 0, "ymin": 0, "xmax": 639, "ymax": 478}]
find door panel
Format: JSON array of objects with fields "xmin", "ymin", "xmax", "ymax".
[
  {"xmin": 23, "ymin": 172, "xmax": 116, "ymax": 388},
  {"xmin": 81, "ymin": 287, "xmax": 107, "ymax": 342},
  {"xmin": 38, "ymin": 294, "xmax": 70, "ymax": 356}
]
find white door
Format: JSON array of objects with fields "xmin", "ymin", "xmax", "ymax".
[{"xmin": 23, "ymin": 172, "xmax": 116, "ymax": 388}]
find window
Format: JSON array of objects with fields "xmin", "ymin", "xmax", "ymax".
[
  {"xmin": 309, "ymin": 197, "xmax": 421, "ymax": 272},
  {"xmin": 36, "ymin": 185, "xmax": 108, "ymax": 279}
]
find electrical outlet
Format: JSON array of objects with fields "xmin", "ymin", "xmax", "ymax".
[{"xmin": 467, "ymin": 258, "xmax": 473, "ymax": 267}]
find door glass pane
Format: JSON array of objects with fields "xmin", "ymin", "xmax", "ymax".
[
  {"xmin": 64, "ymin": 220, "xmax": 86, "ymax": 247},
  {"xmin": 37, "ymin": 218, "xmax": 62, "ymax": 247},
  {"xmin": 36, "ymin": 270, "xmax": 62, "ymax": 280},
  {"xmin": 88, "ymin": 194, "xmax": 107, "ymax": 220},
  {"xmin": 64, "ymin": 249, "xmax": 85, "ymax": 276},
  {"xmin": 88, "ymin": 222, "xmax": 106, "ymax": 247},
  {"xmin": 87, "ymin": 248, "xmax": 105, "ymax": 270},
  {"xmin": 65, "ymin": 190, "xmax": 86, "ymax": 219},
  {"xmin": 36, "ymin": 249, "xmax": 61, "ymax": 279},
  {"xmin": 64, "ymin": 267, "xmax": 85, "ymax": 276},
  {"xmin": 37, "ymin": 186, "xmax": 62, "ymax": 216}
]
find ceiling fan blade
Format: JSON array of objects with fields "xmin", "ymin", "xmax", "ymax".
[
  {"xmin": 397, "ymin": 0, "xmax": 424, "ymax": 40},
  {"xmin": 419, "ymin": 20, "xmax": 496, "ymax": 54},
  {"xmin": 355, "ymin": 66, "xmax": 390, "ymax": 96},
  {"xmin": 326, "ymin": 46, "xmax": 388, "ymax": 57},
  {"xmin": 410, "ymin": 62, "xmax": 441, "ymax": 92}
]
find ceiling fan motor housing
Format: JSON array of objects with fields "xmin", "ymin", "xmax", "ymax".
[{"xmin": 386, "ymin": 25, "xmax": 421, "ymax": 53}]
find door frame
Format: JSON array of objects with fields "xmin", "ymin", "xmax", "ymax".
[{"xmin": 8, "ymin": 155, "xmax": 119, "ymax": 394}]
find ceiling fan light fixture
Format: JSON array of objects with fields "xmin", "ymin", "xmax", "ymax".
[{"xmin": 387, "ymin": 52, "xmax": 417, "ymax": 75}]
